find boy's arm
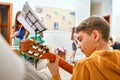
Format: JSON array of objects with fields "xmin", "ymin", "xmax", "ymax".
[{"xmin": 47, "ymin": 56, "xmax": 61, "ymax": 80}]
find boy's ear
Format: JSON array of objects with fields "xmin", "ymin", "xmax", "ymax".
[{"xmin": 92, "ymin": 30, "xmax": 100, "ymax": 41}]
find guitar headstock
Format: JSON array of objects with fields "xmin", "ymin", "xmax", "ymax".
[
  {"xmin": 20, "ymin": 39, "xmax": 54, "ymax": 60},
  {"xmin": 20, "ymin": 39, "xmax": 73, "ymax": 74}
]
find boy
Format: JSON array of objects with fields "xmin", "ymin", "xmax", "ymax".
[{"xmin": 47, "ymin": 16, "xmax": 120, "ymax": 80}]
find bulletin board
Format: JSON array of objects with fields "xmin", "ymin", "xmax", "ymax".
[{"xmin": 35, "ymin": 7, "xmax": 75, "ymax": 31}]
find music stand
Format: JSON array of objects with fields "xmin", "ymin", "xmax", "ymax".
[{"xmin": 17, "ymin": 1, "xmax": 47, "ymax": 35}]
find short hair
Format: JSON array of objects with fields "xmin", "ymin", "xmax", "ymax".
[{"xmin": 76, "ymin": 16, "xmax": 110, "ymax": 42}]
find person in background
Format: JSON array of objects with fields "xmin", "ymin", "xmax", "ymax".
[
  {"xmin": 47, "ymin": 16, "xmax": 120, "ymax": 80},
  {"xmin": 10, "ymin": 11, "xmax": 28, "ymax": 48},
  {"xmin": 109, "ymin": 37, "xmax": 120, "ymax": 50},
  {"xmin": 69, "ymin": 26, "xmax": 79, "ymax": 63}
]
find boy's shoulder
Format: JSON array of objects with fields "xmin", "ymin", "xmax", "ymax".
[{"xmin": 75, "ymin": 57, "xmax": 92, "ymax": 66}]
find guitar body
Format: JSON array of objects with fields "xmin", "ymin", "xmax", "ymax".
[{"xmin": 20, "ymin": 39, "xmax": 73, "ymax": 74}]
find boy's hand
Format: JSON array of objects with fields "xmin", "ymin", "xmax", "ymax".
[{"xmin": 47, "ymin": 56, "xmax": 60, "ymax": 76}]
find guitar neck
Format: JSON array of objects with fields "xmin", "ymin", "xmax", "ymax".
[{"xmin": 41, "ymin": 51, "xmax": 73, "ymax": 74}]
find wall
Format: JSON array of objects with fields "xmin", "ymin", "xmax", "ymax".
[
  {"xmin": 92, "ymin": 0, "xmax": 120, "ymax": 40},
  {"xmin": 91, "ymin": 0, "xmax": 112, "ymax": 16},
  {"xmin": 0, "ymin": 0, "xmax": 90, "ymax": 60},
  {"xmin": 91, "ymin": 0, "xmax": 112, "ymax": 35},
  {"xmin": 111, "ymin": 0, "xmax": 120, "ymax": 40},
  {"xmin": 91, "ymin": 0, "xmax": 120, "ymax": 40},
  {"xmin": 0, "ymin": 0, "xmax": 90, "ymax": 26}
]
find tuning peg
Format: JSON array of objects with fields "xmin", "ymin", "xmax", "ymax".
[
  {"xmin": 32, "ymin": 44, "xmax": 38, "ymax": 49},
  {"xmin": 43, "ymin": 50, "xmax": 46, "ymax": 54},
  {"xmin": 33, "ymin": 52, "xmax": 39, "ymax": 57},
  {"xmin": 28, "ymin": 50, "xmax": 34, "ymax": 54},
  {"xmin": 40, "ymin": 45, "xmax": 43, "ymax": 49},
  {"xmin": 38, "ymin": 48, "xmax": 43, "ymax": 52},
  {"xmin": 39, "ymin": 54, "xmax": 42, "ymax": 58},
  {"xmin": 46, "ymin": 48, "xmax": 49, "ymax": 52}
]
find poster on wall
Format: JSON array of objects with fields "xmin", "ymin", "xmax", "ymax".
[{"xmin": 35, "ymin": 7, "xmax": 75, "ymax": 31}]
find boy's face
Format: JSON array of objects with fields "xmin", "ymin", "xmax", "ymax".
[{"xmin": 77, "ymin": 31, "xmax": 97, "ymax": 57}]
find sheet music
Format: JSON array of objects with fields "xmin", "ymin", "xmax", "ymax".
[{"xmin": 17, "ymin": 1, "xmax": 47, "ymax": 35}]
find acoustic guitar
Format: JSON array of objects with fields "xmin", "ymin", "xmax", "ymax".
[{"xmin": 20, "ymin": 39, "xmax": 73, "ymax": 74}]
